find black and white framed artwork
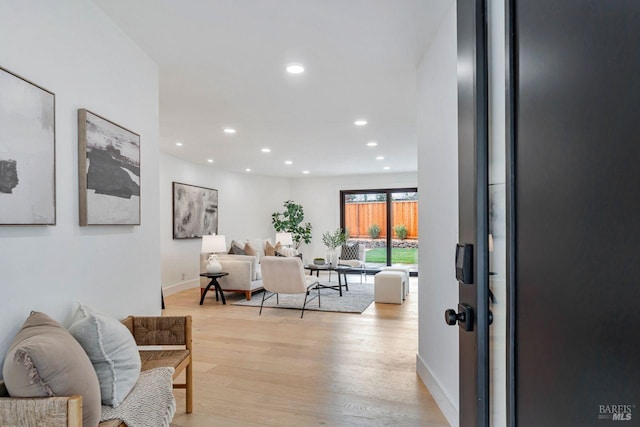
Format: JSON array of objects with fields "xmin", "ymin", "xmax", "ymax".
[
  {"xmin": 0, "ymin": 67, "xmax": 56, "ymax": 225},
  {"xmin": 172, "ymin": 182, "xmax": 218, "ymax": 239},
  {"xmin": 78, "ymin": 109, "xmax": 140, "ymax": 225}
]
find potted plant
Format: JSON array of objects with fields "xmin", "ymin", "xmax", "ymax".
[
  {"xmin": 322, "ymin": 228, "xmax": 346, "ymax": 266},
  {"xmin": 271, "ymin": 200, "xmax": 312, "ymax": 249}
]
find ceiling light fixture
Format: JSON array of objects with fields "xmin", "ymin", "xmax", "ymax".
[
  {"xmin": 367, "ymin": 141, "xmax": 378, "ymax": 147},
  {"xmin": 175, "ymin": 142, "xmax": 183, "ymax": 146},
  {"xmin": 261, "ymin": 148, "xmax": 271, "ymax": 153},
  {"xmin": 245, "ymin": 168, "xmax": 251, "ymax": 172},
  {"xmin": 354, "ymin": 119, "xmax": 367, "ymax": 126},
  {"xmin": 284, "ymin": 160, "xmax": 293, "ymax": 165},
  {"xmin": 224, "ymin": 128, "xmax": 236, "ymax": 134},
  {"xmin": 384, "ymin": 166, "xmax": 391, "ymax": 170},
  {"xmin": 376, "ymin": 156, "xmax": 384, "ymax": 160},
  {"xmin": 286, "ymin": 63, "xmax": 305, "ymax": 74},
  {"xmin": 302, "ymin": 170, "xmax": 310, "ymax": 174},
  {"xmin": 207, "ymin": 159, "xmax": 214, "ymax": 163}
]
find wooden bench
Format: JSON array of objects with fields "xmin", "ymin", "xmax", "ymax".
[{"xmin": 0, "ymin": 315, "xmax": 192, "ymax": 427}]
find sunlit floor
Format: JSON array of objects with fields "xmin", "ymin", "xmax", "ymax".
[{"xmin": 165, "ymin": 275, "xmax": 448, "ymax": 427}]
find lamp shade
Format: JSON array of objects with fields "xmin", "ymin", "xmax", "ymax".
[
  {"xmin": 201, "ymin": 234, "xmax": 227, "ymax": 253},
  {"xmin": 275, "ymin": 232, "xmax": 293, "ymax": 246}
]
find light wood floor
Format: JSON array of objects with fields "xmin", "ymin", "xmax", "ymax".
[{"xmin": 165, "ymin": 275, "xmax": 448, "ymax": 427}]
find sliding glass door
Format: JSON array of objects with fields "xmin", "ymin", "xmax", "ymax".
[{"xmin": 340, "ymin": 188, "xmax": 418, "ymax": 273}]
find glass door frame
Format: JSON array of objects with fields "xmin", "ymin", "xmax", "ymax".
[{"xmin": 339, "ymin": 187, "xmax": 418, "ymax": 267}]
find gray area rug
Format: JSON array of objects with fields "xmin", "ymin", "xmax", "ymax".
[{"xmin": 231, "ymin": 282, "xmax": 374, "ymax": 314}]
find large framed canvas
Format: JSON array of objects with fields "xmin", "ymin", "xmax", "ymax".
[
  {"xmin": 78, "ymin": 109, "xmax": 140, "ymax": 225},
  {"xmin": 172, "ymin": 182, "xmax": 218, "ymax": 239},
  {"xmin": 0, "ymin": 67, "xmax": 56, "ymax": 225}
]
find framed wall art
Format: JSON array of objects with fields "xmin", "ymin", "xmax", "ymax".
[
  {"xmin": 0, "ymin": 66, "xmax": 56, "ymax": 225},
  {"xmin": 172, "ymin": 182, "xmax": 218, "ymax": 239},
  {"xmin": 78, "ymin": 109, "xmax": 140, "ymax": 225}
]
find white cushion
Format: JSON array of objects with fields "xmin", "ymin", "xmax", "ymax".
[{"xmin": 68, "ymin": 303, "xmax": 141, "ymax": 407}]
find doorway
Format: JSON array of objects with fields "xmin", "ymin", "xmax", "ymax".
[{"xmin": 340, "ymin": 188, "xmax": 419, "ymax": 274}]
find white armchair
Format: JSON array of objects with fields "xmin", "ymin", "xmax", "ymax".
[
  {"xmin": 260, "ymin": 256, "xmax": 320, "ymax": 318},
  {"xmin": 339, "ymin": 243, "xmax": 366, "ymax": 283}
]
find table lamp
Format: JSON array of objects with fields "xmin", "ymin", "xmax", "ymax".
[
  {"xmin": 275, "ymin": 232, "xmax": 293, "ymax": 247},
  {"xmin": 201, "ymin": 234, "xmax": 227, "ymax": 273}
]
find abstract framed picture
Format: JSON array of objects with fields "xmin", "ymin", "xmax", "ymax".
[
  {"xmin": 0, "ymin": 67, "xmax": 56, "ymax": 225},
  {"xmin": 172, "ymin": 182, "xmax": 218, "ymax": 239},
  {"xmin": 78, "ymin": 109, "xmax": 140, "ymax": 225}
]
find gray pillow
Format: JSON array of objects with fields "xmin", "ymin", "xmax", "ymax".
[
  {"xmin": 341, "ymin": 243, "xmax": 360, "ymax": 260},
  {"xmin": 68, "ymin": 303, "xmax": 141, "ymax": 407},
  {"xmin": 2, "ymin": 311, "xmax": 101, "ymax": 427}
]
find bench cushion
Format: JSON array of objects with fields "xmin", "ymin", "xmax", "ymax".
[{"xmin": 139, "ymin": 350, "xmax": 190, "ymax": 373}]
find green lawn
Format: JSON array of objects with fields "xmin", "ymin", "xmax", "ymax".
[{"xmin": 365, "ymin": 248, "xmax": 417, "ymax": 264}]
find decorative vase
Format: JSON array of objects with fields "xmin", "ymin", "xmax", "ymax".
[
  {"xmin": 206, "ymin": 254, "xmax": 222, "ymax": 274},
  {"xmin": 326, "ymin": 249, "xmax": 338, "ymax": 267}
]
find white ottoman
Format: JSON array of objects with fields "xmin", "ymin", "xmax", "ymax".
[
  {"xmin": 381, "ymin": 266, "xmax": 411, "ymax": 297},
  {"xmin": 374, "ymin": 271, "xmax": 405, "ymax": 304}
]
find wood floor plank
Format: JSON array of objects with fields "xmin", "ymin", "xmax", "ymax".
[{"xmin": 165, "ymin": 278, "xmax": 449, "ymax": 426}]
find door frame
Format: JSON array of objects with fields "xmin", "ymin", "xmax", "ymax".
[{"xmin": 505, "ymin": 0, "xmax": 517, "ymax": 425}]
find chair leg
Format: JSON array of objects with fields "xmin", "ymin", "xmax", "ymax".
[
  {"xmin": 186, "ymin": 360, "xmax": 193, "ymax": 413},
  {"xmin": 245, "ymin": 291, "xmax": 252, "ymax": 301},
  {"xmin": 301, "ymin": 292, "xmax": 309, "ymax": 318},
  {"xmin": 259, "ymin": 291, "xmax": 266, "ymax": 315},
  {"xmin": 317, "ymin": 285, "xmax": 321, "ymax": 308}
]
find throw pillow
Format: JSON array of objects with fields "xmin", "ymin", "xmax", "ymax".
[
  {"xmin": 244, "ymin": 242, "xmax": 257, "ymax": 257},
  {"xmin": 68, "ymin": 303, "xmax": 141, "ymax": 407},
  {"xmin": 2, "ymin": 311, "xmax": 101, "ymax": 427},
  {"xmin": 265, "ymin": 241, "xmax": 281, "ymax": 256},
  {"xmin": 341, "ymin": 243, "xmax": 360, "ymax": 260},
  {"xmin": 232, "ymin": 245, "xmax": 246, "ymax": 255}
]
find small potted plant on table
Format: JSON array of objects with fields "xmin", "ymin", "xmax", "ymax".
[{"xmin": 322, "ymin": 228, "xmax": 346, "ymax": 267}]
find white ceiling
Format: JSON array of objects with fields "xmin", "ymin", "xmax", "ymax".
[{"xmin": 94, "ymin": 0, "xmax": 451, "ymax": 177}]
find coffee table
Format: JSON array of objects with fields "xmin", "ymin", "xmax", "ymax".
[{"xmin": 305, "ymin": 264, "xmax": 351, "ymax": 296}]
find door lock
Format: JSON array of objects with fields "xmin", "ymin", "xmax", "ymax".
[{"xmin": 445, "ymin": 303, "xmax": 474, "ymax": 331}]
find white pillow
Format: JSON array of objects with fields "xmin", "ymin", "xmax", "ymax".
[{"xmin": 68, "ymin": 303, "xmax": 141, "ymax": 407}]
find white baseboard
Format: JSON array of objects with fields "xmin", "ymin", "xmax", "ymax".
[
  {"xmin": 163, "ymin": 279, "xmax": 199, "ymax": 296},
  {"xmin": 416, "ymin": 353, "xmax": 459, "ymax": 427}
]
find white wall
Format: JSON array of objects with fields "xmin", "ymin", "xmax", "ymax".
[
  {"xmin": 0, "ymin": 0, "xmax": 160, "ymax": 372},
  {"xmin": 415, "ymin": 2, "xmax": 459, "ymax": 426},
  {"xmin": 289, "ymin": 172, "xmax": 417, "ymax": 261},
  {"xmin": 159, "ymin": 153, "xmax": 290, "ymax": 292}
]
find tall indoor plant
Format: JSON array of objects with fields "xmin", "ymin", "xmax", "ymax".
[{"xmin": 271, "ymin": 200, "xmax": 312, "ymax": 250}]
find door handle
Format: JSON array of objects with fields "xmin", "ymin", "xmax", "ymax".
[{"xmin": 445, "ymin": 303, "xmax": 473, "ymax": 331}]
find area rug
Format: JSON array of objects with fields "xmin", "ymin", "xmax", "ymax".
[{"xmin": 231, "ymin": 282, "xmax": 374, "ymax": 314}]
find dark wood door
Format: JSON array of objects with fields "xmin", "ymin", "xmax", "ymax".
[
  {"xmin": 453, "ymin": 1, "xmax": 490, "ymax": 426},
  {"xmin": 507, "ymin": 1, "xmax": 640, "ymax": 425}
]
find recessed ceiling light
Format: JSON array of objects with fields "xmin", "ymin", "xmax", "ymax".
[
  {"xmin": 376, "ymin": 156, "xmax": 385, "ymax": 160},
  {"xmin": 207, "ymin": 159, "xmax": 214, "ymax": 163},
  {"xmin": 367, "ymin": 141, "xmax": 378, "ymax": 147},
  {"xmin": 175, "ymin": 142, "xmax": 183, "ymax": 146},
  {"xmin": 286, "ymin": 63, "xmax": 305, "ymax": 74},
  {"xmin": 302, "ymin": 170, "xmax": 310, "ymax": 174},
  {"xmin": 354, "ymin": 119, "xmax": 367, "ymax": 126},
  {"xmin": 245, "ymin": 168, "xmax": 251, "ymax": 172},
  {"xmin": 261, "ymin": 148, "xmax": 271, "ymax": 153},
  {"xmin": 384, "ymin": 166, "xmax": 391, "ymax": 170},
  {"xmin": 224, "ymin": 128, "xmax": 236, "ymax": 134},
  {"xmin": 284, "ymin": 160, "xmax": 293, "ymax": 165}
]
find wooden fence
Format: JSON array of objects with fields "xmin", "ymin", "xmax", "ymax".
[{"xmin": 344, "ymin": 201, "xmax": 418, "ymax": 239}]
